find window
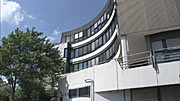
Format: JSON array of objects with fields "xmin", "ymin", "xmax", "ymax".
[
  {"xmin": 79, "ymin": 32, "xmax": 83, "ymax": 38},
  {"xmin": 166, "ymin": 38, "xmax": 180, "ymax": 48},
  {"xmin": 79, "ymin": 47, "xmax": 83, "ymax": 56},
  {"xmin": 92, "ymin": 59, "xmax": 95, "ymax": 66},
  {"xmin": 75, "ymin": 33, "xmax": 79, "ymax": 39},
  {"xmin": 79, "ymin": 86, "xmax": 90, "ymax": 97},
  {"xmin": 87, "ymin": 44, "xmax": 91, "ymax": 53},
  {"xmin": 79, "ymin": 63, "xmax": 83, "ymax": 70},
  {"xmin": 92, "ymin": 41, "xmax": 95, "ymax": 51},
  {"xmin": 106, "ymin": 31, "xmax": 110, "ymax": 40},
  {"xmin": 69, "ymin": 89, "xmax": 78, "ymax": 98},
  {"xmin": 95, "ymin": 57, "xmax": 99, "ymax": 65},
  {"xmin": 75, "ymin": 49, "xmax": 79, "ymax": 57},
  {"xmin": 110, "ymin": 46, "xmax": 113, "ymax": 57},
  {"xmin": 107, "ymin": 13, "xmax": 110, "ymax": 19},
  {"xmin": 71, "ymin": 50, "xmax": 74, "ymax": 58},
  {"xmin": 106, "ymin": 49, "xmax": 110, "ymax": 59},
  {"xmin": 91, "ymin": 26, "xmax": 94, "ymax": 35},
  {"xmin": 74, "ymin": 64, "xmax": 78, "ymax": 72},
  {"xmin": 69, "ymin": 87, "xmax": 90, "ymax": 99},
  {"xmin": 101, "ymin": 16, "xmax": 104, "ymax": 23},
  {"xmin": 64, "ymin": 48, "xmax": 68, "ymax": 58},
  {"xmin": 94, "ymin": 22, "xmax": 98, "ymax": 29},
  {"xmin": 66, "ymin": 36, "xmax": 70, "ymax": 42},
  {"xmin": 98, "ymin": 19, "xmax": 101, "ymax": 25},
  {"xmin": 99, "ymin": 36, "xmax": 103, "ymax": 46},
  {"xmin": 103, "ymin": 34, "xmax": 107, "ymax": 44},
  {"xmin": 84, "ymin": 61, "xmax": 88, "ymax": 69},
  {"xmin": 99, "ymin": 54, "xmax": 103, "ymax": 63},
  {"xmin": 109, "ymin": 27, "xmax": 112, "ymax": 37},
  {"xmin": 88, "ymin": 60, "xmax": 92, "ymax": 67},
  {"xmin": 104, "ymin": 12, "xmax": 107, "ymax": 21},
  {"xmin": 87, "ymin": 28, "xmax": 91, "ymax": 37},
  {"xmin": 83, "ymin": 46, "xmax": 88, "ymax": 55},
  {"xmin": 71, "ymin": 35, "xmax": 74, "ymax": 42},
  {"xmin": 70, "ymin": 65, "xmax": 74, "ymax": 72},
  {"xmin": 95, "ymin": 39, "xmax": 99, "ymax": 49}
]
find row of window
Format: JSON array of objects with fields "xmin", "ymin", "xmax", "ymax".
[
  {"xmin": 64, "ymin": 1, "xmax": 114, "ymax": 43},
  {"xmin": 69, "ymin": 86, "xmax": 90, "ymax": 99},
  {"xmin": 70, "ymin": 18, "xmax": 117, "ymax": 58},
  {"xmin": 70, "ymin": 37, "xmax": 119, "ymax": 72}
]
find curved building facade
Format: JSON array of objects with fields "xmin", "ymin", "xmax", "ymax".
[{"xmin": 57, "ymin": 0, "xmax": 180, "ymax": 101}]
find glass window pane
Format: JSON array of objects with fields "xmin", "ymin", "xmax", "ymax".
[
  {"xmin": 87, "ymin": 28, "xmax": 91, "ymax": 37},
  {"xmin": 87, "ymin": 44, "xmax": 91, "ymax": 53},
  {"xmin": 110, "ymin": 46, "xmax": 113, "ymax": 57},
  {"xmin": 69, "ymin": 89, "xmax": 78, "ymax": 98},
  {"xmin": 151, "ymin": 41, "xmax": 163, "ymax": 50},
  {"xmin": 71, "ymin": 50, "xmax": 74, "ymax": 58},
  {"xmin": 99, "ymin": 36, "xmax": 103, "ymax": 46},
  {"xmin": 64, "ymin": 48, "xmax": 67, "ymax": 58},
  {"xmin": 74, "ymin": 64, "xmax": 78, "ymax": 72},
  {"xmin": 70, "ymin": 65, "xmax": 74, "ymax": 72},
  {"xmin": 75, "ymin": 33, "xmax": 79, "ymax": 39},
  {"xmin": 106, "ymin": 49, "xmax": 110, "ymax": 59},
  {"xmin": 79, "ymin": 48, "xmax": 83, "ymax": 56},
  {"xmin": 100, "ymin": 54, "xmax": 103, "ymax": 63},
  {"xmin": 92, "ymin": 59, "xmax": 95, "ymax": 66},
  {"xmin": 98, "ymin": 19, "xmax": 101, "ymax": 25},
  {"xmin": 166, "ymin": 38, "xmax": 180, "ymax": 48},
  {"xmin": 107, "ymin": 13, "xmax": 110, "ymax": 19},
  {"xmin": 95, "ymin": 39, "xmax": 99, "ymax": 49},
  {"xmin": 79, "ymin": 63, "xmax": 83, "ymax": 70},
  {"xmin": 88, "ymin": 60, "xmax": 92, "ymax": 67},
  {"xmin": 106, "ymin": 31, "xmax": 110, "ymax": 40},
  {"xmin": 79, "ymin": 32, "xmax": 83, "ymax": 38},
  {"xmin": 95, "ymin": 57, "xmax": 99, "ymax": 65},
  {"xmin": 75, "ymin": 49, "xmax": 79, "ymax": 57},
  {"xmin": 103, "ymin": 34, "xmax": 106, "ymax": 44},
  {"xmin": 83, "ymin": 46, "xmax": 87, "ymax": 55},
  {"xmin": 92, "ymin": 42, "xmax": 95, "ymax": 51},
  {"xmin": 84, "ymin": 61, "xmax": 88, "ymax": 69},
  {"xmin": 79, "ymin": 87, "xmax": 90, "ymax": 97},
  {"xmin": 91, "ymin": 26, "xmax": 94, "ymax": 35},
  {"xmin": 101, "ymin": 16, "xmax": 104, "ymax": 23},
  {"xmin": 104, "ymin": 12, "xmax": 107, "ymax": 21},
  {"xmin": 71, "ymin": 35, "xmax": 74, "ymax": 42},
  {"xmin": 94, "ymin": 23, "xmax": 98, "ymax": 29}
]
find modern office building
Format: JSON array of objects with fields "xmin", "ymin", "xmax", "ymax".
[{"xmin": 57, "ymin": 0, "xmax": 180, "ymax": 101}]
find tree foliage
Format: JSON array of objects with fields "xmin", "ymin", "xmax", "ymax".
[{"xmin": 0, "ymin": 28, "xmax": 65, "ymax": 101}]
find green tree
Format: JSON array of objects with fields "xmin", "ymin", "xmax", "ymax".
[{"xmin": 0, "ymin": 28, "xmax": 65, "ymax": 101}]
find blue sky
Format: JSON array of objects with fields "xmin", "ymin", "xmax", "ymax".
[{"xmin": 0, "ymin": 0, "xmax": 107, "ymax": 43}]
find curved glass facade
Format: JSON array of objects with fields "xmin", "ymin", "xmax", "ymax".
[{"xmin": 62, "ymin": 0, "xmax": 120, "ymax": 73}]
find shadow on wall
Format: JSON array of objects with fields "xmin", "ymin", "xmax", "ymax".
[{"xmin": 96, "ymin": 90, "xmax": 124, "ymax": 101}]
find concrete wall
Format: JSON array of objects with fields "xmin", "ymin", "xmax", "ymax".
[{"xmin": 116, "ymin": 0, "xmax": 180, "ymax": 35}]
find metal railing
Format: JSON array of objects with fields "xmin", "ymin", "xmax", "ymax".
[{"xmin": 116, "ymin": 46, "xmax": 180, "ymax": 69}]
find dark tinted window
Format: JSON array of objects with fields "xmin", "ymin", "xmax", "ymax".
[
  {"xmin": 69, "ymin": 89, "xmax": 78, "ymax": 98},
  {"xmin": 79, "ymin": 86, "xmax": 90, "ymax": 97},
  {"xmin": 64, "ymin": 48, "xmax": 67, "ymax": 58},
  {"xmin": 75, "ymin": 49, "xmax": 79, "ymax": 57}
]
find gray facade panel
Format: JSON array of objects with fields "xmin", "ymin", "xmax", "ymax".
[{"xmin": 117, "ymin": 0, "xmax": 180, "ymax": 35}]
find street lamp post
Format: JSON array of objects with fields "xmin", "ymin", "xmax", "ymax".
[{"xmin": 85, "ymin": 79, "xmax": 94, "ymax": 101}]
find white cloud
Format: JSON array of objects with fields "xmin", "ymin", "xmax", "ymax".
[
  {"xmin": 0, "ymin": 0, "xmax": 24, "ymax": 25},
  {"xmin": 28, "ymin": 14, "xmax": 36, "ymax": 20},
  {"xmin": 46, "ymin": 36, "xmax": 56, "ymax": 42},
  {"xmin": 52, "ymin": 28, "xmax": 61, "ymax": 35}
]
